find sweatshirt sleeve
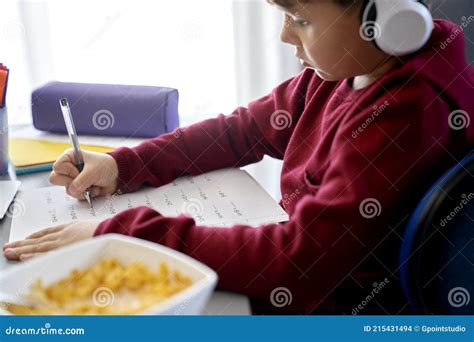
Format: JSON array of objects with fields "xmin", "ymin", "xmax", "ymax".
[
  {"xmin": 95, "ymin": 80, "xmax": 452, "ymax": 314},
  {"xmin": 108, "ymin": 70, "xmax": 316, "ymax": 193}
]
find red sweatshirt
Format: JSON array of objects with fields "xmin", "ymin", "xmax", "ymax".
[{"xmin": 95, "ymin": 20, "xmax": 474, "ymax": 314}]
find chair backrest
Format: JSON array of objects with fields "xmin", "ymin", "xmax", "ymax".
[
  {"xmin": 399, "ymin": 151, "xmax": 474, "ymax": 314},
  {"xmin": 431, "ymin": 0, "xmax": 474, "ymax": 63}
]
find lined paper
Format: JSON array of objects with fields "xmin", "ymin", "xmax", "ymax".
[{"xmin": 9, "ymin": 168, "xmax": 289, "ymax": 242}]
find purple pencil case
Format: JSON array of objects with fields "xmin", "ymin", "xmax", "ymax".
[{"xmin": 31, "ymin": 81, "xmax": 179, "ymax": 138}]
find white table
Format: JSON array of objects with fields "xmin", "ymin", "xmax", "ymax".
[{"xmin": 0, "ymin": 164, "xmax": 251, "ymax": 315}]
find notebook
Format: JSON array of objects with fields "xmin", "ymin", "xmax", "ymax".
[
  {"xmin": 9, "ymin": 138, "xmax": 115, "ymax": 174},
  {"xmin": 9, "ymin": 168, "xmax": 290, "ymax": 242}
]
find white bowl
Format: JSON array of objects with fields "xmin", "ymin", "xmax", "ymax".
[{"xmin": 0, "ymin": 234, "xmax": 218, "ymax": 315}]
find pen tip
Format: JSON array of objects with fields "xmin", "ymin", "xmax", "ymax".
[{"xmin": 84, "ymin": 190, "xmax": 93, "ymax": 208}]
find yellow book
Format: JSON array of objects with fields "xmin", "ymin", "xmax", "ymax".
[{"xmin": 9, "ymin": 138, "xmax": 114, "ymax": 169}]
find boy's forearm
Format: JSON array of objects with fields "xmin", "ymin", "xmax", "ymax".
[
  {"xmin": 106, "ymin": 69, "xmax": 313, "ymax": 194},
  {"xmin": 108, "ymin": 111, "xmax": 269, "ymax": 193}
]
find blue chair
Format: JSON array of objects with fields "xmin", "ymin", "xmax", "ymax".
[{"xmin": 399, "ymin": 151, "xmax": 474, "ymax": 314}]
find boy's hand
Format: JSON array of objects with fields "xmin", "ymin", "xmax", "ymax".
[
  {"xmin": 3, "ymin": 220, "xmax": 100, "ymax": 261},
  {"xmin": 49, "ymin": 149, "xmax": 119, "ymax": 200}
]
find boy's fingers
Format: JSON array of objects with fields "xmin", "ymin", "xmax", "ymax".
[
  {"xmin": 19, "ymin": 253, "xmax": 42, "ymax": 261},
  {"xmin": 91, "ymin": 186, "xmax": 101, "ymax": 198},
  {"xmin": 2, "ymin": 228, "xmax": 61, "ymax": 250},
  {"xmin": 66, "ymin": 184, "xmax": 85, "ymax": 200},
  {"xmin": 25, "ymin": 225, "xmax": 65, "ymax": 239},
  {"xmin": 3, "ymin": 238, "xmax": 39, "ymax": 250},
  {"xmin": 49, "ymin": 172, "xmax": 74, "ymax": 187},
  {"xmin": 54, "ymin": 148, "xmax": 77, "ymax": 166},
  {"xmin": 70, "ymin": 168, "xmax": 94, "ymax": 193},
  {"xmin": 3, "ymin": 248, "xmax": 19, "ymax": 260},
  {"xmin": 52, "ymin": 161, "xmax": 80, "ymax": 178},
  {"xmin": 4, "ymin": 241, "xmax": 58, "ymax": 260}
]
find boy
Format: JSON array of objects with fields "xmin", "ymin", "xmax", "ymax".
[{"xmin": 4, "ymin": 0, "xmax": 474, "ymax": 314}]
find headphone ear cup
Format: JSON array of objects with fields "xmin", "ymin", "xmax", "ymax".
[{"xmin": 361, "ymin": 0, "xmax": 434, "ymax": 56}]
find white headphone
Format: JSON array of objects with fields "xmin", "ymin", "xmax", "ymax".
[{"xmin": 361, "ymin": 0, "xmax": 434, "ymax": 56}]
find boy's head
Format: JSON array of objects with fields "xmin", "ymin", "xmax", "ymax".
[{"xmin": 268, "ymin": 0, "xmax": 432, "ymax": 82}]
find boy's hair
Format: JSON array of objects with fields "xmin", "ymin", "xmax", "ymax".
[{"xmin": 268, "ymin": 0, "xmax": 431, "ymax": 9}]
